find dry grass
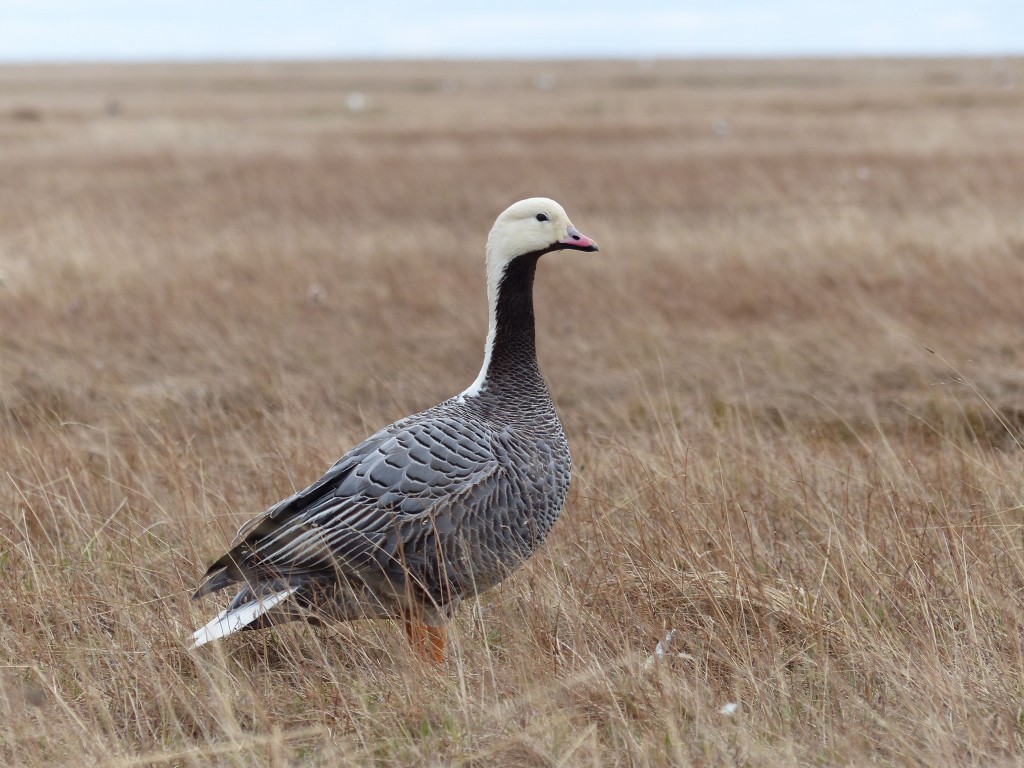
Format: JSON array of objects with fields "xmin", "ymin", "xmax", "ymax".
[{"xmin": 2, "ymin": 57, "xmax": 1024, "ymax": 766}]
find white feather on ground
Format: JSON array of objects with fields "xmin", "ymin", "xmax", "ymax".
[{"xmin": 189, "ymin": 586, "xmax": 298, "ymax": 649}]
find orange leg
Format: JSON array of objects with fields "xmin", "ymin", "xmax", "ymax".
[{"xmin": 404, "ymin": 615, "xmax": 447, "ymax": 664}]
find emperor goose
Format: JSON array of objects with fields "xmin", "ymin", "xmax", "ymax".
[{"xmin": 190, "ymin": 198, "xmax": 598, "ymax": 661}]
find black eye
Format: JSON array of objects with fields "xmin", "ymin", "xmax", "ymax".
[{"xmin": 535, "ymin": 213, "xmax": 548, "ymax": 222}]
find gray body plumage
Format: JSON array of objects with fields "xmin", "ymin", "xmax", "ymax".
[
  {"xmin": 196, "ymin": 388, "xmax": 570, "ymax": 628},
  {"xmin": 190, "ymin": 201, "xmax": 596, "ymax": 645}
]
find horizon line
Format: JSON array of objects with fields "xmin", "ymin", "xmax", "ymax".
[{"xmin": 1, "ymin": 51, "xmax": 1021, "ymax": 67}]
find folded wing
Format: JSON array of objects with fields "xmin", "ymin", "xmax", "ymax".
[{"xmin": 192, "ymin": 415, "xmax": 516, "ymax": 610}]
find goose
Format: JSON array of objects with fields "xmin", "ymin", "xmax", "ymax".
[{"xmin": 190, "ymin": 198, "xmax": 598, "ymax": 662}]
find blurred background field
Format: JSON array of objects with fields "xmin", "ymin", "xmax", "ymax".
[{"xmin": 2, "ymin": 58, "xmax": 1024, "ymax": 766}]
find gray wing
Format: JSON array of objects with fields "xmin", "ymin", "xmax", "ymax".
[{"xmin": 193, "ymin": 415, "xmax": 553, "ymax": 607}]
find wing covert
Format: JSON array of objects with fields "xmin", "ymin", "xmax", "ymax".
[{"xmin": 221, "ymin": 417, "xmax": 508, "ymax": 582}]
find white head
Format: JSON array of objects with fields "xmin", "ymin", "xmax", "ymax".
[
  {"xmin": 484, "ymin": 197, "xmax": 598, "ymax": 291},
  {"xmin": 484, "ymin": 197, "xmax": 598, "ymax": 326},
  {"xmin": 460, "ymin": 198, "xmax": 598, "ymax": 398}
]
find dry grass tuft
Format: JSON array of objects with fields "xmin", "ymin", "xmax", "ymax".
[{"xmin": 3, "ymin": 58, "xmax": 1024, "ymax": 765}]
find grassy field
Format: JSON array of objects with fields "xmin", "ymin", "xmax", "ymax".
[{"xmin": 2, "ymin": 57, "xmax": 1024, "ymax": 766}]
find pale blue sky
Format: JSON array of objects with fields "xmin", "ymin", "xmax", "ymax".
[{"xmin": 0, "ymin": 1, "xmax": 1021, "ymax": 61}]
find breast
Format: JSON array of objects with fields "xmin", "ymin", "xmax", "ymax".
[
  {"xmin": 465, "ymin": 428, "xmax": 571, "ymax": 592},
  {"xmin": 379, "ymin": 400, "xmax": 572, "ymax": 605}
]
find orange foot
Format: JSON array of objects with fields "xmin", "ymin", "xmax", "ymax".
[{"xmin": 404, "ymin": 616, "xmax": 446, "ymax": 664}]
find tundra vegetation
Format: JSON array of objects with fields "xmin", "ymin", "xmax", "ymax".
[{"xmin": 2, "ymin": 58, "xmax": 1024, "ymax": 766}]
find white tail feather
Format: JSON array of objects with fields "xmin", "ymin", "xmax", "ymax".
[{"xmin": 190, "ymin": 586, "xmax": 298, "ymax": 649}]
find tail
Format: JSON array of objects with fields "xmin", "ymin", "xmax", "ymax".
[{"xmin": 189, "ymin": 586, "xmax": 298, "ymax": 649}]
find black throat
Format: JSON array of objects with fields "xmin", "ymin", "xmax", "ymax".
[{"xmin": 483, "ymin": 252, "xmax": 544, "ymax": 394}]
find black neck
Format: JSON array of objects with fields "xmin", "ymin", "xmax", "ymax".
[{"xmin": 483, "ymin": 253, "xmax": 544, "ymax": 393}]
